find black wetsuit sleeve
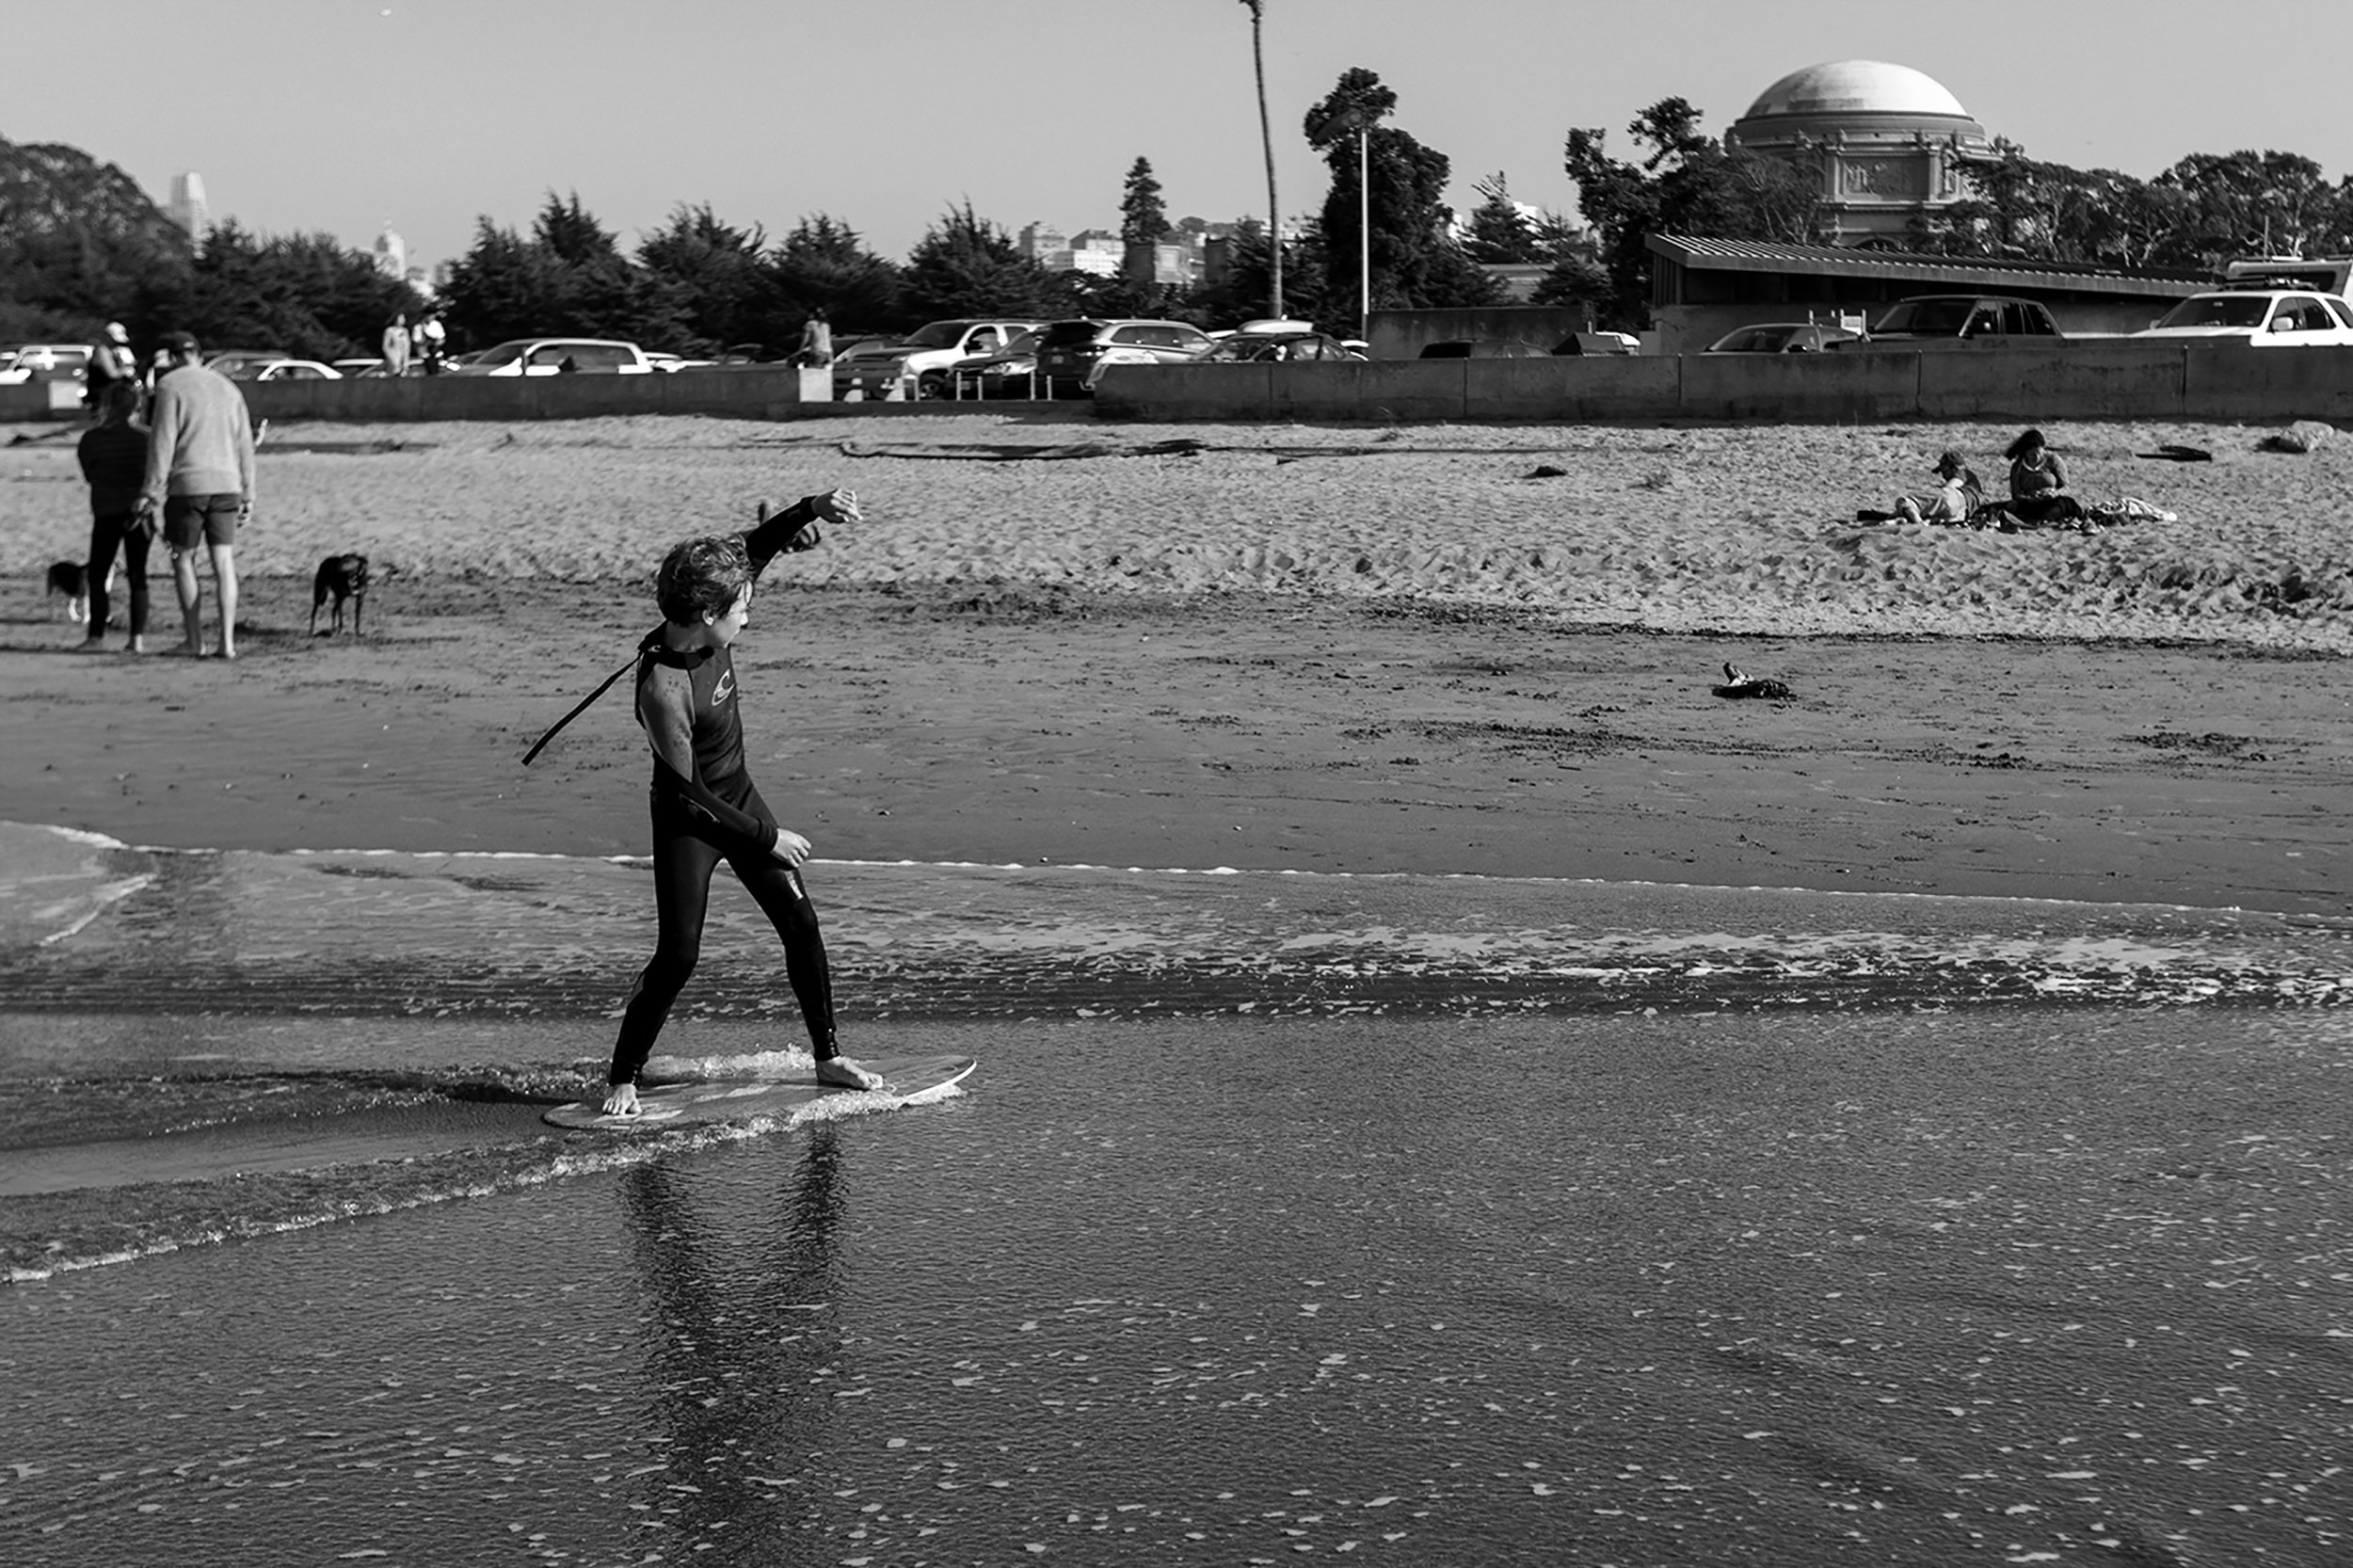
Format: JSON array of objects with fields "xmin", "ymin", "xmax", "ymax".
[
  {"xmin": 741, "ymin": 495, "xmax": 824, "ymax": 580},
  {"xmin": 651, "ymin": 757, "xmax": 779, "ymax": 854}
]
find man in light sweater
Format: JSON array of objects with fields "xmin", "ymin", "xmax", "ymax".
[{"xmin": 138, "ymin": 331, "xmax": 256, "ymax": 659}]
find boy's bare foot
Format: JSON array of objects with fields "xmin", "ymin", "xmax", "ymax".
[
  {"xmin": 600, "ymin": 1082, "xmax": 640, "ymax": 1116},
  {"xmin": 815, "ymin": 1057, "xmax": 883, "ymax": 1091}
]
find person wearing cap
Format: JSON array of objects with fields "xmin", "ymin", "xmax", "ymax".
[
  {"xmin": 414, "ymin": 308, "xmax": 446, "ymax": 375},
  {"xmin": 136, "ymin": 330, "xmax": 256, "ymax": 659},
  {"xmin": 84, "ymin": 322, "xmax": 138, "ymax": 410},
  {"xmin": 1894, "ymin": 448, "xmax": 1984, "ymax": 525}
]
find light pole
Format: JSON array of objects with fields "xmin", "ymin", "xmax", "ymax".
[
  {"xmin": 1307, "ymin": 102, "xmax": 1377, "ymax": 340},
  {"xmin": 1240, "ymin": 0, "xmax": 1280, "ymax": 321},
  {"xmin": 1353, "ymin": 119, "xmax": 1369, "ymax": 339}
]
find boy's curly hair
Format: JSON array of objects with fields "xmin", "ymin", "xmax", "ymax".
[{"xmin": 655, "ymin": 535, "xmax": 752, "ymax": 625}]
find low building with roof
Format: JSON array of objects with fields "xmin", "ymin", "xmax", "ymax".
[{"xmin": 1644, "ymin": 235, "xmax": 2209, "ymax": 355}]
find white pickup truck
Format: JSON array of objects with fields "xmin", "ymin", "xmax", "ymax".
[{"xmin": 831, "ymin": 319, "xmax": 1042, "ymax": 399}]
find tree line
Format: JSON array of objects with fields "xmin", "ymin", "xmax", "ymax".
[
  {"xmin": 1, "ymin": 137, "xmax": 417, "ymax": 361},
  {"xmin": 9, "ymin": 77, "xmax": 2352, "ymax": 357}
]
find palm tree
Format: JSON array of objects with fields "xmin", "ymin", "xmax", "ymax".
[{"xmin": 1240, "ymin": 0, "xmax": 1281, "ymax": 318}]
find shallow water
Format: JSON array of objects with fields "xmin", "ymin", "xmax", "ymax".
[{"xmin": 4, "ymin": 822, "xmax": 2350, "ymax": 1564}]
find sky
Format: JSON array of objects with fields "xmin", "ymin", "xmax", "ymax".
[{"xmin": 6, "ymin": 0, "xmax": 2349, "ymax": 275}]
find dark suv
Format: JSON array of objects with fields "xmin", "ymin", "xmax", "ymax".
[
  {"xmin": 1035, "ymin": 318, "xmax": 1215, "ymax": 393},
  {"xmin": 1844, "ymin": 295, "xmax": 2063, "ymax": 345}
]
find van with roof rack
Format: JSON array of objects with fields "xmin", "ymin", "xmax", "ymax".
[{"xmin": 2220, "ymin": 256, "xmax": 2353, "ymax": 299}]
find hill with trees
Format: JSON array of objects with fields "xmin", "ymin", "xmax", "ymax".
[{"xmin": 2, "ymin": 133, "xmax": 415, "ymax": 360}]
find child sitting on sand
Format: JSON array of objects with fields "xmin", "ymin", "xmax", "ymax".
[
  {"xmin": 598, "ymin": 488, "xmax": 877, "ymax": 1115},
  {"xmin": 1893, "ymin": 448, "xmax": 1985, "ymax": 526}
]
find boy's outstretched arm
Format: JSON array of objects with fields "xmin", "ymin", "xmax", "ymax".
[{"xmin": 742, "ymin": 488, "xmax": 860, "ymax": 578}]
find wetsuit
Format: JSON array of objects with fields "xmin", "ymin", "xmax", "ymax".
[{"xmin": 607, "ymin": 499, "xmax": 836, "ymax": 1088}]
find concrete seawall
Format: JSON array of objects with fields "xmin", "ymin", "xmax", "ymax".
[
  {"xmin": 0, "ymin": 368, "xmax": 976, "ymax": 424},
  {"xmin": 8, "ymin": 344, "xmax": 2348, "ymax": 426},
  {"xmin": 1096, "ymin": 344, "xmax": 2353, "ymax": 425}
]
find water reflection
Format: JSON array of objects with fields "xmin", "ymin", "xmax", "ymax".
[{"xmin": 616, "ymin": 1124, "xmax": 854, "ymax": 1551}]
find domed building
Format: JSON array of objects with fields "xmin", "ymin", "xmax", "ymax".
[{"xmin": 1725, "ymin": 60, "xmax": 1992, "ymax": 245}]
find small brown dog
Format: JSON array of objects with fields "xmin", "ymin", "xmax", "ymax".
[{"xmin": 311, "ymin": 553, "xmax": 370, "ymax": 635}]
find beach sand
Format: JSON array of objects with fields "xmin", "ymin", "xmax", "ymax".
[{"xmin": 0, "ymin": 410, "xmax": 2346, "ymax": 911}]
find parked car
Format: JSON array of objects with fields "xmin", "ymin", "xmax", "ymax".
[
  {"xmin": 1198, "ymin": 330, "xmax": 1366, "ymax": 363},
  {"xmin": 1703, "ymin": 322, "xmax": 1863, "ymax": 353},
  {"xmin": 223, "ymin": 359, "xmax": 344, "ymax": 381},
  {"xmin": 1841, "ymin": 295, "xmax": 2063, "ymax": 345},
  {"xmin": 1038, "ymin": 318, "xmax": 1216, "ymax": 394},
  {"xmin": 1417, "ymin": 339, "xmax": 1551, "ymax": 359},
  {"xmin": 2130, "ymin": 289, "xmax": 2353, "ymax": 346},
  {"xmin": 833, "ymin": 319, "xmax": 1041, "ymax": 398},
  {"xmin": 446, "ymin": 338, "xmax": 655, "ymax": 376},
  {"xmin": 330, "ymin": 358, "xmax": 391, "ymax": 377},
  {"xmin": 202, "ymin": 349, "xmax": 296, "ymax": 378},
  {"xmin": 943, "ymin": 328, "xmax": 1048, "ymax": 399},
  {"xmin": 0, "ymin": 344, "xmax": 93, "ymax": 384}
]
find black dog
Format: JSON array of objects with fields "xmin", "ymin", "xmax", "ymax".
[
  {"xmin": 311, "ymin": 553, "xmax": 370, "ymax": 635},
  {"xmin": 46, "ymin": 561, "xmax": 90, "ymax": 623}
]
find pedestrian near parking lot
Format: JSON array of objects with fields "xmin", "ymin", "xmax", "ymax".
[
  {"xmin": 416, "ymin": 309, "xmax": 446, "ymax": 374},
  {"xmin": 796, "ymin": 307, "xmax": 832, "ymax": 368},
  {"xmin": 138, "ymin": 331, "xmax": 256, "ymax": 660},
  {"xmin": 382, "ymin": 314, "xmax": 412, "ymax": 376},
  {"xmin": 84, "ymin": 322, "xmax": 139, "ymax": 411}
]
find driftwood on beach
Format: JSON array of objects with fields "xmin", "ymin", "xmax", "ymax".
[{"xmin": 839, "ymin": 438, "xmax": 1209, "ymax": 462}]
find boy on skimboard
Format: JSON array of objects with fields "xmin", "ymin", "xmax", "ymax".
[{"xmin": 591, "ymin": 488, "xmax": 878, "ymax": 1115}]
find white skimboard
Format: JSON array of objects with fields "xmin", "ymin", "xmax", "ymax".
[{"xmin": 544, "ymin": 1054, "xmax": 975, "ymax": 1130}]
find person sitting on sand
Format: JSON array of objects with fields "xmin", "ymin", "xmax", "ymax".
[
  {"xmin": 600, "ymin": 489, "xmax": 877, "ymax": 1115},
  {"xmin": 1999, "ymin": 427, "xmax": 2087, "ymax": 527},
  {"xmin": 1894, "ymin": 448, "xmax": 1984, "ymax": 525}
]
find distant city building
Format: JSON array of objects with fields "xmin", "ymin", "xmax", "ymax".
[
  {"xmin": 1140, "ymin": 242, "xmax": 1189, "ymax": 287},
  {"xmin": 1023, "ymin": 216, "xmax": 1254, "ymax": 287},
  {"xmin": 1067, "ymin": 229, "xmax": 1123, "ymax": 278},
  {"xmin": 166, "ymin": 171, "xmax": 209, "ymax": 238},
  {"xmin": 1724, "ymin": 59, "xmax": 1993, "ymax": 246},
  {"xmin": 374, "ymin": 223, "xmax": 407, "ymax": 280},
  {"xmin": 1019, "ymin": 221, "xmax": 1072, "ymax": 270}
]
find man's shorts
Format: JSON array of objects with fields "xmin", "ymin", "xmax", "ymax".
[{"xmin": 163, "ymin": 493, "xmax": 241, "ymax": 551}]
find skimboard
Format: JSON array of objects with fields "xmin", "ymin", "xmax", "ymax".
[{"xmin": 543, "ymin": 1054, "xmax": 975, "ymax": 1131}]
